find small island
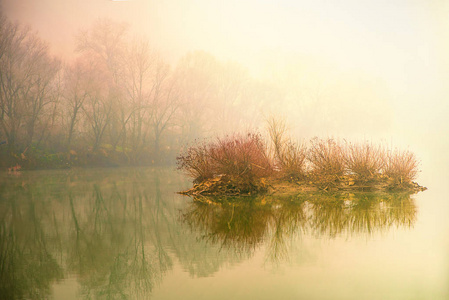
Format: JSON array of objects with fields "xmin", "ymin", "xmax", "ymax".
[{"xmin": 177, "ymin": 120, "xmax": 426, "ymax": 198}]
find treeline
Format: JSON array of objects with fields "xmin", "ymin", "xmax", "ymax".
[{"xmin": 0, "ymin": 16, "xmax": 279, "ymax": 169}]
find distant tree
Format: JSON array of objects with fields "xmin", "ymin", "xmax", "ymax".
[
  {"xmin": 33, "ymin": 67, "xmax": 63, "ymax": 150},
  {"xmin": 120, "ymin": 39, "xmax": 156, "ymax": 158},
  {"xmin": 75, "ymin": 19, "xmax": 128, "ymax": 151},
  {"xmin": 174, "ymin": 51, "xmax": 219, "ymax": 142},
  {"xmin": 0, "ymin": 16, "xmax": 31, "ymax": 153},
  {"xmin": 76, "ymin": 19, "xmax": 128, "ymax": 83},
  {"xmin": 149, "ymin": 60, "xmax": 179, "ymax": 162},
  {"xmin": 63, "ymin": 56, "xmax": 104, "ymax": 150},
  {"xmin": 174, "ymin": 51, "xmax": 257, "ymax": 140},
  {"xmin": 213, "ymin": 61, "xmax": 248, "ymax": 134},
  {"xmin": 81, "ymin": 67, "xmax": 111, "ymax": 151},
  {"xmin": 0, "ymin": 15, "xmax": 60, "ymax": 155},
  {"xmin": 22, "ymin": 36, "xmax": 61, "ymax": 148}
]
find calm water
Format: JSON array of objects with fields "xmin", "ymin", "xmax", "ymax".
[{"xmin": 0, "ymin": 166, "xmax": 448, "ymax": 299}]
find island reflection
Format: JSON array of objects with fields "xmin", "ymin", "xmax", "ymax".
[
  {"xmin": 182, "ymin": 192, "xmax": 417, "ymax": 260},
  {"xmin": 0, "ymin": 169, "xmax": 417, "ymax": 299}
]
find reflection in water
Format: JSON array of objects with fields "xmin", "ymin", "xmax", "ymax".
[
  {"xmin": 0, "ymin": 169, "xmax": 184, "ymax": 299},
  {"xmin": 0, "ymin": 169, "xmax": 417, "ymax": 299},
  {"xmin": 0, "ymin": 184, "xmax": 64, "ymax": 300},
  {"xmin": 308, "ymin": 192, "xmax": 416, "ymax": 237},
  {"xmin": 182, "ymin": 192, "xmax": 417, "ymax": 262}
]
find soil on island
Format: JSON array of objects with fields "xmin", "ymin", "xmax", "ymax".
[{"xmin": 179, "ymin": 174, "xmax": 427, "ymax": 197}]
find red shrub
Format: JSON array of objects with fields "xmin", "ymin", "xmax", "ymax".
[
  {"xmin": 276, "ymin": 141, "xmax": 307, "ymax": 180},
  {"xmin": 308, "ymin": 138, "xmax": 345, "ymax": 180},
  {"xmin": 383, "ymin": 150, "xmax": 419, "ymax": 184},
  {"xmin": 176, "ymin": 133, "xmax": 273, "ymax": 182},
  {"xmin": 209, "ymin": 133, "xmax": 273, "ymax": 179},
  {"xmin": 266, "ymin": 117, "xmax": 306, "ymax": 180},
  {"xmin": 344, "ymin": 142, "xmax": 384, "ymax": 180},
  {"xmin": 176, "ymin": 142, "xmax": 215, "ymax": 183}
]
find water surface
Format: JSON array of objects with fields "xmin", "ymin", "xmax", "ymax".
[{"xmin": 0, "ymin": 167, "xmax": 447, "ymax": 299}]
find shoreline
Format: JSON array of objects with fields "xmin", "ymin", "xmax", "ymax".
[{"xmin": 179, "ymin": 174, "xmax": 427, "ymax": 198}]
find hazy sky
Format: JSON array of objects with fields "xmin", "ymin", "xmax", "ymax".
[
  {"xmin": 2, "ymin": 0, "xmax": 446, "ymax": 74},
  {"xmin": 2, "ymin": 0, "xmax": 448, "ymax": 166}
]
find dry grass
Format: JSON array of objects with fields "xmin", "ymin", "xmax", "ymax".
[
  {"xmin": 344, "ymin": 142, "xmax": 384, "ymax": 180},
  {"xmin": 383, "ymin": 149, "xmax": 419, "ymax": 184}
]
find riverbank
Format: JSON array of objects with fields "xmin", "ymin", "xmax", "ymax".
[{"xmin": 0, "ymin": 145, "xmax": 177, "ymax": 171}]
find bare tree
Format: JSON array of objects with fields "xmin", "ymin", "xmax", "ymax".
[
  {"xmin": 174, "ymin": 51, "xmax": 219, "ymax": 142},
  {"xmin": 76, "ymin": 19, "xmax": 130, "ymax": 152},
  {"xmin": 0, "ymin": 18, "xmax": 31, "ymax": 153},
  {"xmin": 34, "ymin": 68, "xmax": 64, "ymax": 150},
  {"xmin": 213, "ymin": 61, "xmax": 248, "ymax": 134},
  {"xmin": 22, "ymin": 35, "xmax": 61, "ymax": 148},
  {"xmin": 119, "ymin": 39, "xmax": 156, "ymax": 157},
  {"xmin": 149, "ymin": 60, "xmax": 179, "ymax": 162},
  {"xmin": 76, "ymin": 19, "xmax": 128, "ymax": 84},
  {"xmin": 174, "ymin": 51, "xmax": 253, "ymax": 140},
  {"xmin": 63, "ymin": 56, "xmax": 104, "ymax": 150},
  {"xmin": 81, "ymin": 71, "xmax": 112, "ymax": 151},
  {"xmin": 0, "ymin": 16, "xmax": 59, "ymax": 155}
]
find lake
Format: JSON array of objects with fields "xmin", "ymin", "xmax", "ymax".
[{"xmin": 0, "ymin": 166, "xmax": 448, "ymax": 299}]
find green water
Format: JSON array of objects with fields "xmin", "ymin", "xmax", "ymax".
[{"xmin": 0, "ymin": 167, "xmax": 447, "ymax": 299}]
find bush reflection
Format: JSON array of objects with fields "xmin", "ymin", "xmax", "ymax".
[{"xmin": 182, "ymin": 192, "xmax": 417, "ymax": 261}]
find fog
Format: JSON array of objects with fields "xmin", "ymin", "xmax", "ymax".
[
  {"xmin": 1, "ymin": 2, "xmax": 449, "ymax": 298},
  {"xmin": 1, "ymin": 0, "xmax": 448, "ymax": 179}
]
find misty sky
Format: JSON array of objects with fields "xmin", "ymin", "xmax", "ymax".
[{"xmin": 2, "ymin": 0, "xmax": 448, "ymax": 168}]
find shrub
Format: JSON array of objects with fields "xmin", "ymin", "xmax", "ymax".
[
  {"xmin": 176, "ymin": 142, "xmax": 215, "ymax": 183},
  {"xmin": 383, "ymin": 149, "xmax": 419, "ymax": 184},
  {"xmin": 308, "ymin": 138, "xmax": 345, "ymax": 180},
  {"xmin": 344, "ymin": 142, "xmax": 384, "ymax": 180},
  {"xmin": 176, "ymin": 133, "xmax": 273, "ymax": 183},
  {"xmin": 266, "ymin": 117, "xmax": 306, "ymax": 180},
  {"xmin": 266, "ymin": 117, "xmax": 288, "ymax": 164},
  {"xmin": 177, "ymin": 127, "xmax": 422, "ymax": 192},
  {"xmin": 208, "ymin": 133, "xmax": 273, "ymax": 180},
  {"xmin": 277, "ymin": 142, "xmax": 307, "ymax": 180}
]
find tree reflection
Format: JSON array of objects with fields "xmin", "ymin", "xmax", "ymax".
[
  {"xmin": 0, "ymin": 169, "xmax": 418, "ymax": 299},
  {"xmin": 65, "ymin": 172, "xmax": 173, "ymax": 299},
  {"xmin": 0, "ymin": 180, "xmax": 64, "ymax": 300},
  {"xmin": 0, "ymin": 169, "xmax": 187, "ymax": 299}
]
